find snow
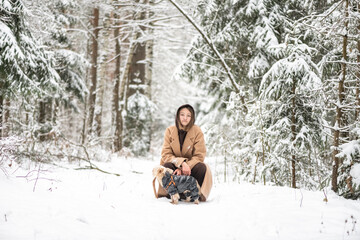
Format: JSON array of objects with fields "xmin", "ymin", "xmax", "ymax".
[
  {"xmin": 0, "ymin": 22, "xmax": 26, "ymax": 62},
  {"xmin": 337, "ymin": 140, "xmax": 360, "ymax": 162},
  {"xmin": 2, "ymin": 0, "xmax": 12, "ymax": 11},
  {"xmin": 351, "ymin": 164, "xmax": 360, "ymax": 185},
  {"xmin": 1, "ymin": 157, "xmax": 359, "ymax": 240}
]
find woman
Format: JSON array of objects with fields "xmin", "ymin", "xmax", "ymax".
[{"xmin": 158, "ymin": 104, "xmax": 212, "ymax": 201}]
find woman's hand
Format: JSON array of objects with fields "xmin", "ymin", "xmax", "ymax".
[
  {"xmin": 181, "ymin": 162, "xmax": 191, "ymax": 176},
  {"xmin": 173, "ymin": 169, "xmax": 182, "ymax": 175}
]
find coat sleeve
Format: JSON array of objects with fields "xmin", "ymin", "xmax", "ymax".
[
  {"xmin": 186, "ymin": 127, "xmax": 206, "ymax": 169},
  {"xmin": 160, "ymin": 127, "xmax": 187, "ymax": 168}
]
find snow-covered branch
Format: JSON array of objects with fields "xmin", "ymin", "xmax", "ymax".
[{"xmin": 167, "ymin": 0, "xmax": 242, "ymax": 95}]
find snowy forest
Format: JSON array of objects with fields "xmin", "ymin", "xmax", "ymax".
[{"xmin": 1, "ymin": 0, "xmax": 360, "ymax": 239}]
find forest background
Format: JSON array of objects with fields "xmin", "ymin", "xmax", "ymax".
[{"xmin": 1, "ymin": 0, "xmax": 360, "ymax": 200}]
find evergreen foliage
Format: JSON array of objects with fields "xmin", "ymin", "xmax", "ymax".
[
  {"xmin": 123, "ymin": 91, "xmax": 155, "ymax": 156},
  {"xmin": 46, "ymin": 0, "xmax": 88, "ymax": 106},
  {"xmin": 180, "ymin": 0, "xmax": 360, "ymax": 198},
  {"xmin": 181, "ymin": 0, "xmax": 289, "ymax": 114},
  {"xmin": 1, "ymin": 0, "xmax": 360, "ymax": 200},
  {"xmin": 0, "ymin": 0, "xmax": 60, "ymax": 99},
  {"xmin": 258, "ymin": 40, "xmax": 325, "ymax": 188},
  {"xmin": 337, "ymin": 138, "xmax": 360, "ymax": 200},
  {"xmin": 310, "ymin": 0, "xmax": 360, "ymax": 198}
]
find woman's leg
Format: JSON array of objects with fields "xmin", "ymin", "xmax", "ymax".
[
  {"xmin": 164, "ymin": 162, "xmax": 206, "ymax": 186},
  {"xmin": 191, "ymin": 162, "xmax": 206, "ymax": 187}
]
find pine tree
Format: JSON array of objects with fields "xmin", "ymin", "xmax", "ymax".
[
  {"xmin": 22, "ymin": 0, "xmax": 88, "ymax": 140},
  {"xmin": 180, "ymin": 0, "xmax": 300, "ymax": 183},
  {"xmin": 313, "ymin": 0, "xmax": 360, "ymax": 198},
  {"xmin": 0, "ymin": 0, "xmax": 60, "ymax": 95},
  {"xmin": 0, "ymin": 0, "xmax": 61, "ymax": 137},
  {"xmin": 181, "ymin": 0, "xmax": 289, "ymax": 112},
  {"xmin": 259, "ymin": 39, "xmax": 324, "ymax": 188},
  {"xmin": 123, "ymin": 91, "xmax": 154, "ymax": 155}
]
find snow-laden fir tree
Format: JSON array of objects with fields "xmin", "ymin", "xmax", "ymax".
[
  {"xmin": 180, "ymin": 0, "xmax": 298, "ymax": 182},
  {"xmin": 16, "ymin": 0, "xmax": 89, "ymax": 141},
  {"xmin": 336, "ymin": 134, "xmax": 360, "ymax": 199},
  {"xmin": 309, "ymin": 0, "xmax": 360, "ymax": 198},
  {"xmin": 123, "ymin": 91, "xmax": 155, "ymax": 156},
  {"xmin": 0, "ymin": 0, "xmax": 60, "ymax": 93},
  {"xmin": 0, "ymin": 0, "xmax": 61, "ymax": 93},
  {"xmin": 335, "ymin": 0, "xmax": 360, "ymax": 199},
  {"xmin": 45, "ymin": 0, "xmax": 88, "ymax": 102},
  {"xmin": 0, "ymin": 0, "xmax": 61, "ymax": 138},
  {"xmin": 181, "ymin": 0, "xmax": 288, "ymax": 112},
  {"xmin": 258, "ymin": 39, "xmax": 325, "ymax": 189},
  {"xmin": 211, "ymin": 93, "xmax": 269, "ymax": 184}
]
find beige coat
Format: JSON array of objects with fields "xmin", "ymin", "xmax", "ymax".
[{"xmin": 160, "ymin": 125, "xmax": 212, "ymax": 201}]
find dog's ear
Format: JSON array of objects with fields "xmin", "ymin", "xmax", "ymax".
[
  {"xmin": 153, "ymin": 166, "xmax": 164, "ymax": 176},
  {"xmin": 158, "ymin": 167, "xmax": 165, "ymax": 174}
]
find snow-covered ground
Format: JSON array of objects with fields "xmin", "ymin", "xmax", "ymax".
[{"xmin": 1, "ymin": 156, "xmax": 359, "ymax": 240}]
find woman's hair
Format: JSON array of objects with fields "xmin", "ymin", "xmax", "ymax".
[{"xmin": 175, "ymin": 104, "xmax": 195, "ymax": 131}]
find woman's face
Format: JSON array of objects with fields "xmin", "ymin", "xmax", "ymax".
[{"xmin": 179, "ymin": 108, "xmax": 192, "ymax": 127}]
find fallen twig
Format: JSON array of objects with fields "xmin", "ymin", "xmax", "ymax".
[
  {"xmin": 59, "ymin": 136, "xmax": 120, "ymax": 176},
  {"xmin": 75, "ymin": 165, "xmax": 121, "ymax": 176}
]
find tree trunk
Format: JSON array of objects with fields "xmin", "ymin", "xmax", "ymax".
[
  {"xmin": 291, "ymin": 79, "xmax": 296, "ymax": 189},
  {"xmin": 332, "ymin": 0, "xmax": 348, "ymax": 192},
  {"xmin": 127, "ymin": 0, "xmax": 147, "ymax": 98},
  {"xmin": 145, "ymin": 0, "xmax": 154, "ymax": 100},
  {"xmin": 0, "ymin": 94, "xmax": 3, "ymax": 138},
  {"xmin": 95, "ymin": 13, "xmax": 113, "ymax": 137},
  {"xmin": 39, "ymin": 101, "xmax": 45, "ymax": 124},
  {"xmin": 2, "ymin": 98, "xmax": 10, "ymax": 137},
  {"xmin": 81, "ymin": 98, "xmax": 87, "ymax": 144},
  {"xmin": 127, "ymin": 37, "xmax": 146, "ymax": 97},
  {"xmin": 259, "ymin": 101, "xmax": 266, "ymax": 185},
  {"xmin": 87, "ymin": 7, "xmax": 100, "ymax": 135},
  {"xmin": 356, "ymin": 2, "xmax": 360, "ymax": 120},
  {"xmin": 119, "ymin": 29, "xmax": 137, "ymax": 114},
  {"xmin": 38, "ymin": 98, "xmax": 52, "ymax": 141},
  {"xmin": 253, "ymin": 152, "xmax": 258, "ymax": 184},
  {"xmin": 94, "ymin": 49, "xmax": 107, "ymax": 137},
  {"xmin": 145, "ymin": 0, "xmax": 154, "ymax": 148},
  {"xmin": 224, "ymin": 149, "xmax": 227, "ymax": 183},
  {"xmin": 52, "ymin": 99, "xmax": 59, "ymax": 126},
  {"xmin": 112, "ymin": 14, "xmax": 139, "ymax": 151},
  {"xmin": 123, "ymin": 0, "xmax": 148, "ymax": 153},
  {"xmin": 113, "ymin": 12, "xmax": 123, "ymax": 152},
  {"xmin": 94, "ymin": 80, "xmax": 104, "ymax": 137},
  {"xmin": 67, "ymin": 98, "xmax": 74, "ymax": 138},
  {"xmin": 81, "ymin": 31, "xmax": 93, "ymax": 144},
  {"xmin": 145, "ymin": 40, "xmax": 153, "ymax": 99}
]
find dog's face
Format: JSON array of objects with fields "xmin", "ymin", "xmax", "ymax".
[
  {"xmin": 152, "ymin": 166, "xmax": 173, "ymax": 187},
  {"xmin": 152, "ymin": 165, "xmax": 165, "ymax": 178}
]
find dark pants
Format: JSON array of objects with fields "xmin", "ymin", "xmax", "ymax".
[{"xmin": 163, "ymin": 162, "xmax": 206, "ymax": 187}]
